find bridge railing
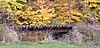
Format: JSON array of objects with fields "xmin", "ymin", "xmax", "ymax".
[{"xmin": 14, "ymin": 24, "xmax": 73, "ymax": 32}]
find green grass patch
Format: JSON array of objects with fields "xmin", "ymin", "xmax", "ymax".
[{"xmin": 0, "ymin": 42, "xmax": 99, "ymax": 48}]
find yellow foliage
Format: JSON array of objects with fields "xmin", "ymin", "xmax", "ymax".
[
  {"xmin": 22, "ymin": 21, "xmax": 29, "ymax": 25},
  {"xmin": 84, "ymin": 0, "xmax": 100, "ymax": 3},
  {"xmin": 83, "ymin": 0, "xmax": 100, "ymax": 21},
  {"xmin": 15, "ymin": 0, "xmax": 99, "ymax": 26},
  {"xmin": 15, "ymin": 20, "xmax": 23, "ymax": 25},
  {"xmin": 71, "ymin": 16, "xmax": 81, "ymax": 21},
  {"xmin": 71, "ymin": 10, "xmax": 83, "ymax": 16},
  {"xmin": 16, "ymin": 3, "xmax": 55, "ymax": 26}
]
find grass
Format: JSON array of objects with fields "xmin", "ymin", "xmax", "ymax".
[{"xmin": 0, "ymin": 41, "xmax": 99, "ymax": 48}]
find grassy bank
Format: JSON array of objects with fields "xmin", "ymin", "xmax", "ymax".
[{"xmin": 0, "ymin": 42, "xmax": 98, "ymax": 48}]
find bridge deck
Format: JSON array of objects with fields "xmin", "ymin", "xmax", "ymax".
[{"xmin": 16, "ymin": 24, "xmax": 73, "ymax": 32}]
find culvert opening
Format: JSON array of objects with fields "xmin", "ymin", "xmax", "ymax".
[{"xmin": 52, "ymin": 32, "xmax": 68, "ymax": 40}]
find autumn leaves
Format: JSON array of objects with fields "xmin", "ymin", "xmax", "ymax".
[{"xmin": 15, "ymin": 0, "xmax": 100, "ymax": 26}]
